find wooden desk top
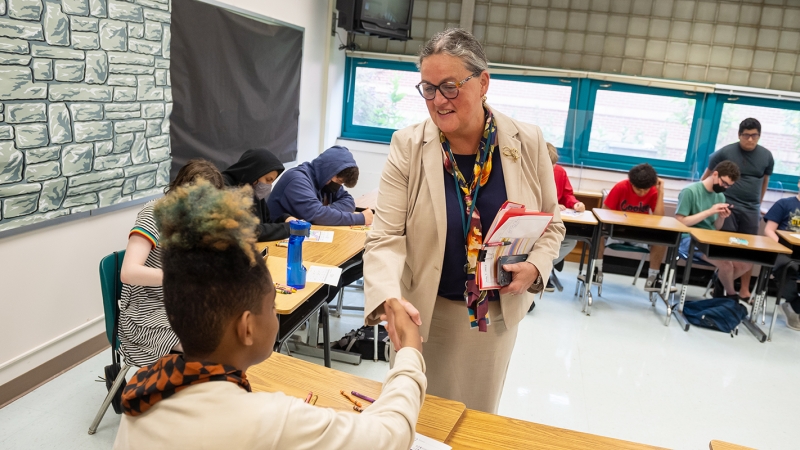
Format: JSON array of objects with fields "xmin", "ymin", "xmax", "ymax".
[
  {"xmin": 776, "ymin": 229, "xmax": 800, "ymax": 247},
  {"xmin": 690, "ymin": 228, "xmax": 791, "ymax": 254},
  {"xmin": 574, "ymin": 190, "xmax": 603, "ymax": 199},
  {"xmin": 445, "ymin": 409, "xmax": 666, "ymax": 450},
  {"xmin": 355, "ymin": 189, "xmax": 379, "ymax": 210},
  {"xmin": 709, "ymin": 440, "xmax": 756, "ymax": 450},
  {"xmin": 248, "ymin": 352, "xmax": 466, "ymax": 443},
  {"xmin": 256, "ymin": 226, "xmax": 367, "ymax": 267},
  {"xmin": 265, "ymin": 256, "xmax": 327, "ymax": 315},
  {"xmin": 561, "ymin": 210, "xmax": 598, "ymax": 225},
  {"xmin": 592, "ymin": 209, "xmax": 689, "ymax": 233}
]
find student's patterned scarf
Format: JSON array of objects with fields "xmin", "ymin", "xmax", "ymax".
[
  {"xmin": 440, "ymin": 108, "xmax": 498, "ymax": 332},
  {"xmin": 121, "ymin": 354, "xmax": 251, "ymax": 416}
]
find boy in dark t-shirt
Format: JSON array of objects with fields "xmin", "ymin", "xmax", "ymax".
[
  {"xmin": 763, "ymin": 182, "xmax": 800, "ymax": 331},
  {"xmin": 703, "ymin": 117, "xmax": 774, "ymax": 300},
  {"xmin": 594, "ymin": 163, "xmax": 667, "ymax": 292}
]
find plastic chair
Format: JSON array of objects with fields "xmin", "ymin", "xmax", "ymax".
[
  {"xmin": 88, "ymin": 250, "xmax": 130, "ymax": 435},
  {"xmin": 607, "ymin": 243, "xmax": 650, "ymax": 286}
]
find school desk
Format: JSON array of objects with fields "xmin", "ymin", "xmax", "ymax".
[
  {"xmin": 561, "ymin": 210, "xmax": 601, "ymax": 314},
  {"xmin": 355, "ymin": 188, "xmax": 379, "ymax": 211},
  {"xmin": 443, "ymin": 408, "xmax": 667, "ymax": 450},
  {"xmin": 564, "ymin": 191, "xmax": 603, "ymax": 264},
  {"xmin": 590, "ymin": 209, "xmax": 690, "ymax": 320},
  {"xmin": 256, "ymin": 226, "xmax": 368, "ymax": 365},
  {"xmin": 708, "ymin": 440, "xmax": 756, "ymax": 450},
  {"xmin": 767, "ymin": 230, "xmax": 800, "ymax": 341},
  {"xmin": 678, "ymin": 228, "xmax": 790, "ymax": 341},
  {"xmin": 248, "ymin": 352, "xmax": 466, "ymax": 443}
]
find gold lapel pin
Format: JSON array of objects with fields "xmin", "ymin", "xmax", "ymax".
[{"xmin": 502, "ymin": 146, "xmax": 520, "ymax": 162}]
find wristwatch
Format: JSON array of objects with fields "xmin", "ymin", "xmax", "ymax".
[{"xmin": 528, "ymin": 268, "xmax": 544, "ymax": 292}]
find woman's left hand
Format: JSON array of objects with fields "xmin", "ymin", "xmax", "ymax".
[{"xmin": 499, "ymin": 262, "xmax": 540, "ymax": 296}]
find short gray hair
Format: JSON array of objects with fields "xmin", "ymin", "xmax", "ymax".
[{"xmin": 417, "ymin": 28, "xmax": 489, "ymax": 75}]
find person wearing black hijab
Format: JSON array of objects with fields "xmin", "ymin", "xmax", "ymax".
[{"xmin": 222, "ymin": 149, "xmax": 293, "ymax": 242}]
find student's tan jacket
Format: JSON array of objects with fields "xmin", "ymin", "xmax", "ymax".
[
  {"xmin": 113, "ymin": 348, "xmax": 426, "ymax": 450},
  {"xmin": 364, "ymin": 107, "xmax": 566, "ymax": 339}
]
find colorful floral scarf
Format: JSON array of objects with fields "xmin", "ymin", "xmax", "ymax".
[
  {"xmin": 121, "ymin": 354, "xmax": 251, "ymax": 416},
  {"xmin": 440, "ymin": 108, "xmax": 498, "ymax": 332}
]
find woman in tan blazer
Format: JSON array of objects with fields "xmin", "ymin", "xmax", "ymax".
[{"xmin": 363, "ymin": 29, "xmax": 565, "ymax": 414}]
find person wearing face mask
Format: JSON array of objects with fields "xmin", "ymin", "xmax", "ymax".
[
  {"xmin": 701, "ymin": 118, "xmax": 774, "ymax": 301},
  {"xmin": 267, "ymin": 145, "xmax": 373, "ymax": 226},
  {"xmin": 675, "ymin": 161, "xmax": 749, "ymax": 301},
  {"xmin": 222, "ymin": 149, "xmax": 293, "ymax": 242}
]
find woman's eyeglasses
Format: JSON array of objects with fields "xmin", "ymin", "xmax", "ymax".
[{"xmin": 415, "ymin": 75, "xmax": 476, "ymax": 100}]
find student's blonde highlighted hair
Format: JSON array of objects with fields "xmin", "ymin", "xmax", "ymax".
[
  {"xmin": 546, "ymin": 142, "xmax": 558, "ymax": 165},
  {"xmin": 154, "ymin": 179, "xmax": 272, "ymax": 356},
  {"xmin": 155, "ymin": 178, "xmax": 260, "ymax": 265}
]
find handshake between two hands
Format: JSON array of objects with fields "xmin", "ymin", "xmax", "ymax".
[{"xmin": 379, "ymin": 298, "xmax": 424, "ymax": 353}]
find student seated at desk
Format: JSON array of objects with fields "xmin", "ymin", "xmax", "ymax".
[
  {"xmin": 548, "ymin": 142, "xmax": 584, "ymax": 291},
  {"xmin": 222, "ymin": 148, "xmax": 294, "ymax": 242},
  {"xmin": 675, "ymin": 161, "xmax": 751, "ymax": 302},
  {"xmin": 119, "ymin": 159, "xmax": 224, "ymax": 366},
  {"xmin": 595, "ymin": 163, "xmax": 667, "ymax": 291},
  {"xmin": 268, "ymin": 145, "xmax": 373, "ymax": 226},
  {"xmin": 763, "ymin": 181, "xmax": 800, "ymax": 331},
  {"xmin": 114, "ymin": 181, "xmax": 426, "ymax": 450}
]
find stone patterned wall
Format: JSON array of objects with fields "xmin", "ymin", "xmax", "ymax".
[{"xmin": 0, "ymin": 0, "xmax": 171, "ymax": 232}]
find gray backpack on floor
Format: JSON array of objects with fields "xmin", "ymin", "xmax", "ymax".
[{"xmin": 332, "ymin": 325, "xmax": 390, "ymax": 361}]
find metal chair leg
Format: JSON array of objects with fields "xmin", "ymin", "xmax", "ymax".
[
  {"xmin": 632, "ymin": 254, "xmax": 646, "ymax": 286},
  {"xmin": 88, "ymin": 364, "xmax": 130, "ymax": 435},
  {"xmin": 320, "ymin": 303, "xmax": 331, "ymax": 368},
  {"xmin": 330, "ymin": 288, "xmax": 344, "ymax": 318},
  {"xmin": 373, "ymin": 324, "xmax": 379, "ymax": 362}
]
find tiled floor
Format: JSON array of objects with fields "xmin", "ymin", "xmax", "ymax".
[{"xmin": 1, "ymin": 262, "xmax": 798, "ymax": 449}]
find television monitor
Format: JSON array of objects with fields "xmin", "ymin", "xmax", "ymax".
[{"xmin": 336, "ymin": 0, "xmax": 413, "ymax": 41}]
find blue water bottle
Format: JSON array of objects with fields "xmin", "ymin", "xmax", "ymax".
[{"xmin": 287, "ymin": 220, "xmax": 311, "ymax": 289}]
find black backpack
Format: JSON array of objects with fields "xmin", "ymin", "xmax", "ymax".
[
  {"xmin": 332, "ymin": 325, "xmax": 390, "ymax": 361},
  {"xmin": 682, "ymin": 298, "xmax": 748, "ymax": 334}
]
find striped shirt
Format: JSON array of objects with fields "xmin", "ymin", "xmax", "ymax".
[{"xmin": 119, "ymin": 201, "xmax": 179, "ymax": 366}]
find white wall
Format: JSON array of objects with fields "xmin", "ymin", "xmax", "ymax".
[
  {"xmin": 0, "ymin": 206, "xmax": 139, "ymax": 385},
  {"xmin": 0, "ymin": 0, "xmax": 340, "ymax": 386}
]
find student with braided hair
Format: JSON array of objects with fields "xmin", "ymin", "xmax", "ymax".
[{"xmin": 114, "ymin": 180, "xmax": 427, "ymax": 450}]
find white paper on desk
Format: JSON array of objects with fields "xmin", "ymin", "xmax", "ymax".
[
  {"xmin": 307, "ymin": 230, "xmax": 334, "ymax": 243},
  {"xmin": 306, "ymin": 266, "xmax": 342, "ymax": 286},
  {"xmin": 561, "ymin": 208, "xmax": 582, "ymax": 217},
  {"xmin": 410, "ymin": 433, "xmax": 451, "ymax": 450},
  {"xmin": 791, "ymin": 233, "xmax": 800, "ymax": 241}
]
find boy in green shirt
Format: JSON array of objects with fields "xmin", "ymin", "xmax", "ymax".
[{"xmin": 675, "ymin": 161, "xmax": 749, "ymax": 300}]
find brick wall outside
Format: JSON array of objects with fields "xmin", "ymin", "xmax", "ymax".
[{"xmin": 0, "ymin": 0, "xmax": 171, "ymax": 232}]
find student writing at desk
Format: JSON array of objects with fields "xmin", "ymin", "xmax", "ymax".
[
  {"xmin": 119, "ymin": 159, "xmax": 223, "ymax": 367},
  {"xmin": 674, "ymin": 161, "xmax": 751, "ymax": 303},
  {"xmin": 114, "ymin": 181, "xmax": 427, "ymax": 450},
  {"xmin": 268, "ymin": 145, "xmax": 374, "ymax": 226},
  {"xmin": 594, "ymin": 163, "xmax": 667, "ymax": 292},
  {"xmin": 222, "ymin": 148, "xmax": 295, "ymax": 242},
  {"xmin": 547, "ymin": 142, "xmax": 584, "ymax": 293},
  {"xmin": 763, "ymin": 180, "xmax": 800, "ymax": 331}
]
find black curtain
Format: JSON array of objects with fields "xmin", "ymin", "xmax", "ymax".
[{"xmin": 170, "ymin": 0, "xmax": 302, "ymax": 177}]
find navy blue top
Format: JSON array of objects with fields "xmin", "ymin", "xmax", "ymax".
[
  {"xmin": 764, "ymin": 196, "xmax": 800, "ymax": 232},
  {"xmin": 438, "ymin": 150, "xmax": 508, "ymax": 300}
]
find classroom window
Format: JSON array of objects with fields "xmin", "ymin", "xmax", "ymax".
[
  {"xmin": 587, "ymin": 90, "xmax": 696, "ymax": 163},
  {"xmin": 486, "ymin": 78, "xmax": 572, "ymax": 148},
  {"xmin": 351, "ymin": 66, "xmax": 429, "ymax": 130},
  {"xmin": 714, "ymin": 103, "xmax": 800, "ymax": 177}
]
